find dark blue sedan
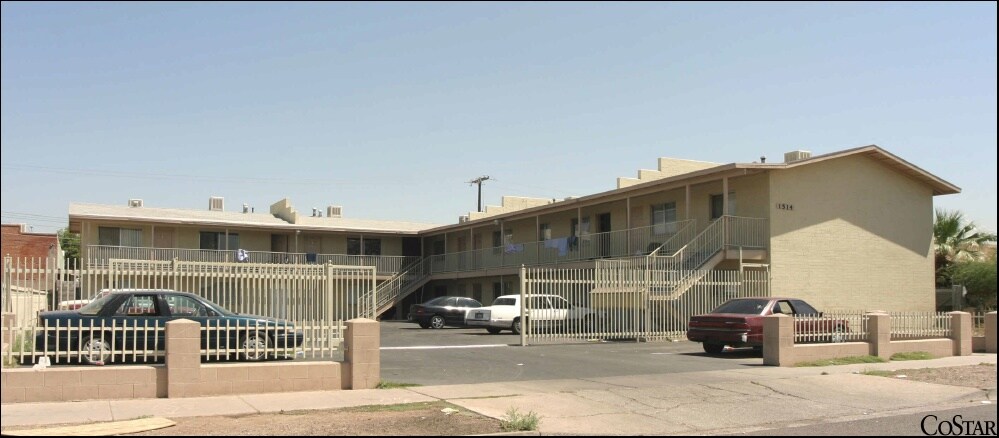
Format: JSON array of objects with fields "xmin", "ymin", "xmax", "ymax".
[{"xmin": 35, "ymin": 290, "xmax": 304, "ymax": 364}]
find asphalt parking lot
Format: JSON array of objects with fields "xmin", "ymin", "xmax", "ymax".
[{"xmin": 379, "ymin": 321, "xmax": 763, "ymax": 386}]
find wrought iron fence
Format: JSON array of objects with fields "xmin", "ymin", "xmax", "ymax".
[
  {"xmin": 793, "ymin": 312, "xmax": 869, "ymax": 343},
  {"xmin": 888, "ymin": 311, "xmax": 952, "ymax": 340}
]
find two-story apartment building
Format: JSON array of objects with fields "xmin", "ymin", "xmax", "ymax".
[{"xmin": 66, "ymin": 145, "xmax": 959, "ymax": 316}]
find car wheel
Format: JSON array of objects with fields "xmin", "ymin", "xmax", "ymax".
[
  {"xmin": 512, "ymin": 317, "xmax": 523, "ymax": 335},
  {"xmin": 486, "ymin": 327, "xmax": 502, "ymax": 335},
  {"xmin": 418, "ymin": 321, "xmax": 431, "ymax": 329},
  {"xmin": 80, "ymin": 335, "xmax": 112, "ymax": 365},
  {"xmin": 702, "ymin": 343, "xmax": 724, "ymax": 354},
  {"xmin": 430, "ymin": 315, "xmax": 446, "ymax": 329},
  {"xmin": 241, "ymin": 333, "xmax": 272, "ymax": 361},
  {"xmin": 830, "ymin": 325, "xmax": 847, "ymax": 343}
]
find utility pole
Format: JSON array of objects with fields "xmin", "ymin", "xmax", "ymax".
[{"xmin": 467, "ymin": 176, "xmax": 490, "ymax": 212}]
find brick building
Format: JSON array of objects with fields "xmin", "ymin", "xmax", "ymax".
[{"xmin": 2, "ymin": 223, "xmax": 63, "ymax": 263}]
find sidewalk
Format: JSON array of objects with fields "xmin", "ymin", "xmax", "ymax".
[{"xmin": 2, "ymin": 354, "xmax": 995, "ymax": 435}]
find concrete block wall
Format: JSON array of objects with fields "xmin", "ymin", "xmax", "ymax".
[
  {"xmin": 764, "ymin": 312, "xmax": 978, "ymax": 367},
  {"xmin": 1, "ymin": 366, "xmax": 163, "ymax": 403},
  {"xmin": 1, "ymin": 317, "xmax": 377, "ymax": 403}
]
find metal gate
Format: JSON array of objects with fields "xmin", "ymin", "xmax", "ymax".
[
  {"xmin": 2, "ymin": 257, "xmax": 374, "ymax": 359},
  {"xmin": 520, "ymin": 261, "xmax": 769, "ymax": 345}
]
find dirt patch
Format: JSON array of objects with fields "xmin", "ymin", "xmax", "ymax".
[
  {"xmin": 867, "ymin": 364, "xmax": 997, "ymax": 390},
  {"xmin": 120, "ymin": 402, "xmax": 504, "ymax": 436}
]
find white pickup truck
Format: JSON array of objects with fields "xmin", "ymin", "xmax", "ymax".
[{"xmin": 464, "ymin": 294, "xmax": 602, "ymax": 335}]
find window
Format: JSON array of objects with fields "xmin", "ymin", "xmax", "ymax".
[
  {"xmin": 550, "ymin": 296, "xmax": 570, "ymax": 310},
  {"xmin": 528, "ymin": 296, "xmax": 551, "ymax": 309},
  {"xmin": 200, "ymin": 232, "xmax": 238, "ymax": 250},
  {"xmin": 98, "ymin": 227, "xmax": 143, "ymax": 247},
  {"xmin": 114, "ymin": 295, "xmax": 159, "ymax": 316},
  {"xmin": 166, "ymin": 295, "xmax": 208, "ymax": 317},
  {"xmin": 463, "ymin": 298, "xmax": 483, "ymax": 308},
  {"xmin": 773, "ymin": 301, "xmax": 794, "ymax": 315},
  {"xmin": 432, "ymin": 240, "xmax": 445, "ymax": 256},
  {"xmin": 710, "ymin": 192, "xmax": 736, "ymax": 220},
  {"xmin": 493, "ymin": 297, "xmax": 516, "ymax": 306},
  {"xmin": 472, "ymin": 283, "xmax": 483, "ymax": 303},
  {"xmin": 347, "ymin": 238, "xmax": 361, "ymax": 255},
  {"xmin": 348, "ymin": 238, "xmax": 381, "ymax": 256},
  {"xmin": 443, "ymin": 297, "xmax": 459, "ymax": 307},
  {"xmin": 790, "ymin": 300, "xmax": 819, "ymax": 315},
  {"xmin": 364, "ymin": 239, "xmax": 381, "ymax": 256},
  {"xmin": 539, "ymin": 223, "xmax": 551, "ymax": 241},
  {"xmin": 651, "ymin": 202, "xmax": 677, "ymax": 234}
]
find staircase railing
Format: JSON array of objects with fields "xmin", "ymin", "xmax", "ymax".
[
  {"xmin": 371, "ymin": 256, "xmax": 431, "ymax": 314},
  {"xmin": 645, "ymin": 217, "xmax": 727, "ymax": 300}
]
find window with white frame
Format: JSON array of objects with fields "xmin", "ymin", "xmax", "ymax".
[
  {"xmin": 98, "ymin": 227, "xmax": 143, "ymax": 247},
  {"xmin": 651, "ymin": 202, "xmax": 677, "ymax": 235},
  {"xmin": 199, "ymin": 232, "xmax": 239, "ymax": 251}
]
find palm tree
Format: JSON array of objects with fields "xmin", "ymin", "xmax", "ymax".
[{"xmin": 934, "ymin": 209, "xmax": 997, "ymax": 286}]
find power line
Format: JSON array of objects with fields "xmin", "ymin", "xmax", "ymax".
[{"xmin": 0, "ymin": 164, "xmax": 429, "ymax": 187}]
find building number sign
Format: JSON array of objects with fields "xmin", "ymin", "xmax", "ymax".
[{"xmin": 776, "ymin": 203, "xmax": 794, "ymax": 211}]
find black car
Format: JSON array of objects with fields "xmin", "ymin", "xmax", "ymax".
[
  {"xmin": 34, "ymin": 290, "xmax": 304, "ymax": 364},
  {"xmin": 408, "ymin": 296, "xmax": 483, "ymax": 329}
]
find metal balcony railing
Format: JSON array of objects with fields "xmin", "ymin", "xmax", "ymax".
[{"xmin": 86, "ymin": 246, "xmax": 419, "ymax": 276}]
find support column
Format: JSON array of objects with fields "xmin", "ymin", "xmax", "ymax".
[
  {"xmin": 986, "ymin": 312, "xmax": 997, "ymax": 354},
  {"xmin": 867, "ymin": 312, "xmax": 891, "ymax": 359},
  {"xmin": 344, "ymin": 318, "xmax": 380, "ymax": 390},
  {"xmin": 763, "ymin": 314, "xmax": 793, "ymax": 366},
  {"xmin": 684, "ymin": 185, "xmax": 691, "ymax": 220},
  {"xmin": 950, "ymin": 311, "xmax": 972, "ymax": 356},
  {"xmin": 166, "ymin": 319, "xmax": 202, "ymax": 398}
]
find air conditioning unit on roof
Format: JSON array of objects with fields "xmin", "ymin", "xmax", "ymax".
[
  {"xmin": 209, "ymin": 196, "xmax": 224, "ymax": 211},
  {"xmin": 128, "ymin": 199, "xmax": 143, "ymax": 208},
  {"xmin": 327, "ymin": 205, "xmax": 343, "ymax": 218}
]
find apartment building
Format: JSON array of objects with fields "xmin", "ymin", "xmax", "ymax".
[{"xmin": 66, "ymin": 145, "xmax": 959, "ymax": 315}]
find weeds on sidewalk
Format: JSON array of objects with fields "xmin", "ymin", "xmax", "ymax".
[
  {"xmin": 376, "ymin": 381, "xmax": 421, "ymax": 389},
  {"xmin": 861, "ymin": 369, "xmax": 894, "ymax": 377},
  {"xmin": 501, "ymin": 407, "xmax": 541, "ymax": 432},
  {"xmin": 890, "ymin": 351, "xmax": 933, "ymax": 361},
  {"xmin": 794, "ymin": 355, "xmax": 886, "ymax": 367}
]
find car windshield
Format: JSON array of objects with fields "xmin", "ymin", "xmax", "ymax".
[
  {"xmin": 78, "ymin": 293, "xmax": 118, "ymax": 316},
  {"xmin": 711, "ymin": 299, "xmax": 770, "ymax": 315},
  {"xmin": 493, "ymin": 297, "xmax": 516, "ymax": 306}
]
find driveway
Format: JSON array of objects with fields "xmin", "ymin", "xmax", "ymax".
[{"xmin": 379, "ymin": 321, "xmax": 762, "ymax": 385}]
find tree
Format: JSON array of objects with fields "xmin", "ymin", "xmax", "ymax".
[
  {"xmin": 952, "ymin": 258, "xmax": 997, "ymax": 311},
  {"xmin": 933, "ymin": 209, "xmax": 996, "ymax": 287},
  {"xmin": 58, "ymin": 228, "xmax": 80, "ymax": 263}
]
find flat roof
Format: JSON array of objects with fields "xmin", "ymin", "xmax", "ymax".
[{"xmin": 68, "ymin": 203, "xmax": 439, "ymax": 234}]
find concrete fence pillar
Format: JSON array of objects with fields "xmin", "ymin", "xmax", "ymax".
[
  {"xmin": 344, "ymin": 318, "xmax": 380, "ymax": 389},
  {"xmin": 166, "ymin": 319, "xmax": 202, "ymax": 398},
  {"xmin": 763, "ymin": 314, "xmax": 793, "ymax": 366},
  {"xmin": 866, "ymin": 312, "xmax": 891, "ymax": 359},
  {"xmin": 987, "ymin": 312, "xmax": 997, "ymax": 354},
  {"xmin": 949, "ymin": 312, "xmax": 972, "ymax": 356},
  {"xmin": 1, "ymin": 313, "xmax": 14, "ymax": 371}
]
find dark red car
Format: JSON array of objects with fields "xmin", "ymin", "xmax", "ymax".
[{"xmin": 687, "ymin": 297, "xmax": 849, "ymax": 354}]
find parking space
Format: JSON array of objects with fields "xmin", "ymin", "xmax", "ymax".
[{"xmin": 379, "ymin": 321, "xmax": 763, "ymax": 386}]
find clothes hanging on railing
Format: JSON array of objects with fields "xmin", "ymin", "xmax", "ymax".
[
  {"xmin": 544, "ymin": 238, "xmax": 569, "ymax": 256},
  {"xmin": 504, "ymin": 243, "xmax": 525, "ymax": 254},
  {"xmin": 236, "ymin": 249, "xmax": 250, "ymax": 262},
  {"xmin": 306, "ymin": 253, "xmax": 318, "ymax": 263}
]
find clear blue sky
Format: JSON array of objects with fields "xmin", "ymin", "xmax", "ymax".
[{"xmin": 2, "ymin": 2, "xmax": 996, "ymax": 234}]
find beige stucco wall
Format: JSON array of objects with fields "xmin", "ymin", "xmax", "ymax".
[{"xmin": 769, "ymin": 154, "xmax": 935, "ymax": 312}]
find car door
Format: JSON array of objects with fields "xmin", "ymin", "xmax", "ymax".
[
  {"xmin": 442, "ymin": 297, "xmax": 465, "ymax": 325},
  {"xmin": 527, "ymin": 296, "xmax": 554, "ymax": 329},
  {"xmin": 163, "ymin": 293, "xmax": 221, "ymax": 351},
  {"xmin": 110, "ymin": 293, "xmax": 167, "ymax": 357}
]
